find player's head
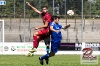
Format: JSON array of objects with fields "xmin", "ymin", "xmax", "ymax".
[
  {"xmin": 42, "ymin": 6, "xmax": 48, "ymax": 13},
  {"xmin": 52, "ymin": 16, "xmax": 60, "ymax": 23}
]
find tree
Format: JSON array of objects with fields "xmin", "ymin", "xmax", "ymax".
[
  {"xmin": 95, "ymin": 0, "xmax": 100, "ymax": 15},
  {"xmin": 0, "ymin": 0, "xmax": 100, "ymax": 18}
]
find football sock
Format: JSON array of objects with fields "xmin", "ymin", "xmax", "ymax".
[
  {"xmin": 46, "ymin": 46, "xmax": 50, "ymax": 54},
  {"xmin": 33, "ymin": 36, "xmax": 38, "ymax": 48}
]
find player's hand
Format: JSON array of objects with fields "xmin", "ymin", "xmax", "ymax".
[
  {"xmin": 64, "ymin": 24, "xmax": 70, "ymax": 29},
  {"xmin": 67, "ymin": 24, "xmax": 70, "ymax": 27},
  {"xmin": 34, "ymin": 27, "xmax": 38, "ymax": 30},
  {"xmin": 55, "ymin": 30, "xmax": 60, "ymax": 33},
  {"xmin": 26, "ymin": 2, "xmax": 31, "ymax": 6}
]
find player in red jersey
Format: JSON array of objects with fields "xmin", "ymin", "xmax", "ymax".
[{"xmin": 26, "ymin": 2, "xmax": 52, "ymax": 53}]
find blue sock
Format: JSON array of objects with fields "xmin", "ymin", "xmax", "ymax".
[
  {"xmin": 40, "ymin": 54, "xmax": 49, "ymax": 60},
  {"xmin": 46, "ymin": 48, "xmax": 50, "ymax": 54},
  {"xmin": 46, "ymin": 46, "xmax": 50, "ymax": 54}
]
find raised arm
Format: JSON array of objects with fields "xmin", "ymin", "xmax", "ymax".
[{"xmin": 26, "ymin": 2, "xmax": 41, "ymax": 14}]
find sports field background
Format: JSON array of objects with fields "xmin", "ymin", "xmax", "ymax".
[
  {"xmin": 0, "ymin": 0, "xmax": 100, "ymax": 66},
  {"xmin": 0, "ymin": 55, "xmax": 99, "ymax": 66}
]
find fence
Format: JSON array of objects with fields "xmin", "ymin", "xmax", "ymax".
[
  {"xmin": 0, "ymin": 15, "xmax": 99, "ymax": 43},
  {"xmin": 0, "ymin": 0, "xmax": 100, "ymax": 42}
]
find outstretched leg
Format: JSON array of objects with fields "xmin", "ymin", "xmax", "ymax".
[
  {"xmin": 39, "ymin": 40, "xmax": 60, "ymax": 64},
  {"xmin": 30, "ymin": 28, "xmax": 50, "ymax": 53},
  {"xmin": 29, "ymin": 32, "xmax": 40, "ymax": 53},
  {"xmin": 39, "ymin": 51, "xmax": 55, "ymax": 65},
  {"xmin": 39, "ymin": 53, "xmax": 49, "ymax": 65}
]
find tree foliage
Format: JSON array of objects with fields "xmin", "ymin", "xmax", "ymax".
[{"xmin": 0, "ymin": 0, "xmax": 100, "ymax": 18}]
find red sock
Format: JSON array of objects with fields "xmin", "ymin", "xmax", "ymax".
[{"xmin": 33, "ymin": 36, "xmax": 38, "ymax": 48}]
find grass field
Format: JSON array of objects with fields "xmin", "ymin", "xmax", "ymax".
[{"xmin": 0, "ymin": 55, "xmax": 99, "ymax": 66}]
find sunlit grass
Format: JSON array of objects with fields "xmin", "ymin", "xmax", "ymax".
[{"xmin": 0, "ymin": 55, "xmax": 99, "ymax": 66}]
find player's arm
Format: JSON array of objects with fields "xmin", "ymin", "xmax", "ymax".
[
  {"xmin": 35, "ymin": 15, "xmax": 51, "ymax": 30},
  {"xmin": 35, "ymin": 21, "xmax": 49, "ymax": 30},
  {"xmin": 26, "ymin": 2, "xmax": 41, "ymax": 14},
  {"xmin": 62, "ymin": 24, "xmax": 70, "ymax": 29},
  {"xmin": 50, "ymin": 26, "xmax": 60, "ymax": 33},
  {"xmin": 50, "ymin": 26, "xmax": 56, "ymax": 32}
]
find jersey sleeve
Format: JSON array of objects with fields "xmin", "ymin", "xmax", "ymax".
[{"xmin": 50, "ymin": 22, "xmax": 54, "ymax": 26}]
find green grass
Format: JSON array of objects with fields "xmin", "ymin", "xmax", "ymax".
[{"xmin": 0, "ymin": 55, "xmax": 99, "ymax": 66}]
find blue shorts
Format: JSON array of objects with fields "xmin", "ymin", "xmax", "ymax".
[{"xmin": 51, "ymin": 40, "xmax": 61, "ymax": 53}]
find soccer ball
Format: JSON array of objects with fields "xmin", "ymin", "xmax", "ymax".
[
  {"xmin": 67, "ymin": 10, "xmax": 74, "ymax": 16},
  {"xmin": 26, "ymin": 53, "xmax": 34, "ymax": 57}
]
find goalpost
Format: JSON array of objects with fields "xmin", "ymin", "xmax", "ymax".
[{"xmin": 0, "ymin": 20, "xmax": 4, "ymax": 45}]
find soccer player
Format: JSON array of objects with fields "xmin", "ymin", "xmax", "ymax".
[
  {"xmin": 26, "ymin": 2, "xmax": 51, "ymax": 53},
  {"xmin": 39, "ymin": 16, "xmax": 70, "ymax": 65}
]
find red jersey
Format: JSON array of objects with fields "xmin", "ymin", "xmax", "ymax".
[
  {"xmin": 37, "ymin": 12, "xmax": 52, "ymax": 38},
  {"xmin": 40, "ymin": 12, "xmax": 52, "ymax": 29}
]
